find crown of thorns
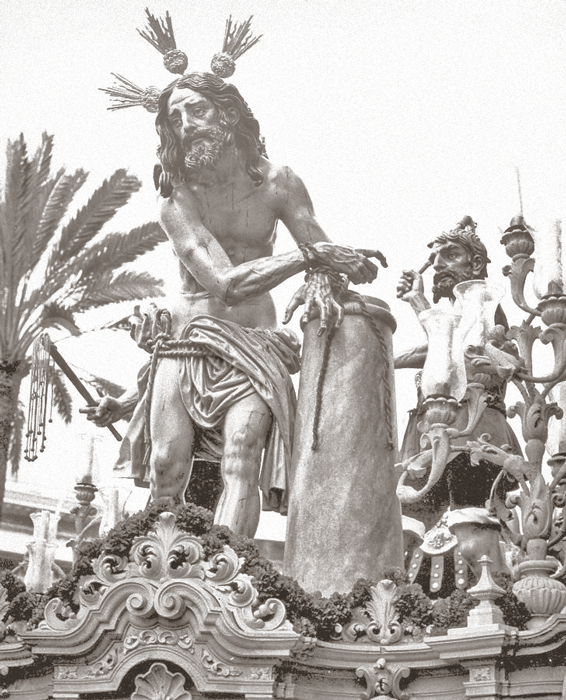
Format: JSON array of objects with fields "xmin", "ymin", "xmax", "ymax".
[{"xmin": 100, "ymin": 9, "xmax": 262, "ymax": 113}]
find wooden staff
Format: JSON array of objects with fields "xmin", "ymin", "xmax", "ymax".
[{"xmin": 48, "ymin": 341, "xmax": 122, "ymax": 442}]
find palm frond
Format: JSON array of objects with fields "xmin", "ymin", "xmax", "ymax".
[
  {"xmin": 39, "ymin": 303, "xmax": 82, "ymax": 336},
  {"xmin": 33, "ymin": 133, "xmax": 54, "ymax": 189},
  {"xmin": 31, "ymin": 168, "xmax": 88, "ymax": 267},
  {"xmin": 9, "ymin": 403, "xmax": 25, "ymax": 475},
  {"xmin": 47, "ymin": 169, "xmax": 141, "ymax": 272},
  {"xmin": 74, "ymin": 270, "xmax": 165, "ymax": 310},
  {"xmin": 3, "ymin": 135, "xmax": 35, "ymax": 286},
  {"xmin": 51, "ymin": 366, "xmax": 73, "ymax": 424},
  {"xmin": 0, "ymin": 202, "xmax": 7, "ymax": 291},
  {"xmin": 5, "ymin": 135, "xmax": 60, "ymax": 287},
  {"xmin": 76, "ymin": 222, "xmax": 167, "ymax": 278}
]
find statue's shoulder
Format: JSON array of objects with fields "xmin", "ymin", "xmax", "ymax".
[
  {"xmin": 157, "ymin": 181, "xmax": 203, "ymax": 225},
  {"xmin": 260, "ymin": 158, "xmax": 304, "ymax": 196}
]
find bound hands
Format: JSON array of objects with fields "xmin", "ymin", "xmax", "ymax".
[
  {"xmin": 313, "ymin": 243, "xmax": 387, "ymax": 284},
  {"xmin": 284, "ymin": 245, "xmax": 387, "ymax": 334},
  {"xmin": 284, "ymin": 271, "xmax": 344, "ymax": 335}
]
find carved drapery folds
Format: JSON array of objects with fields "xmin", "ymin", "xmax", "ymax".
[{"xmin": 23, "ymin": 512, "xmax": 298, "ymax": 697}]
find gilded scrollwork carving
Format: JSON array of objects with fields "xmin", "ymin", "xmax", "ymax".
[
  {"xmin": 469, "ymin": 665, "xmax": 494, "ymax": 682},
  {"xmin": 123, "ymin": 626, "xmax": 195, "ymax": 654},
  {"xmin": 234, "ymin": 595, "xmax": 288, "ymax": 631},
  {"xmin": 55, "ymin": 647, "xmax": 120, "ymax": 681},
  {"xmin": 201, "ymin": 650, "xmax": 243, "ymax": 678},
  {"xmin": 130, "ymin": 512, "xmax": 205, "ymax": 581},
  {"xmin": 41, "ymin": 512, "xmax": 291, "ymax": 640},
  {"xmin": 249, "ymin": 666, "xmax": 273, "ymax": 681},
  {"xmin": 356, "ymin": 658, "xmax": 410, "ymax": 700},
  {"xmin": 41, "ymin": 598, "xmax": 80, "ymax": 631}
]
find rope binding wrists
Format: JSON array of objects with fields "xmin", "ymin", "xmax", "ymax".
[{"xmin": 298, "ymin": 242, "xmax": 321, "ymax": 270}]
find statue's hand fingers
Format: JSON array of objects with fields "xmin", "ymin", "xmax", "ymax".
[
  {"xmin": 333, "ymin": 300, "xmax": 345, "ymax": 330},
  {"xmin": 356, "ymin": 249, "xmax": 388, "ymax": 268},
  {"xmin": 317, "ymin": 297, "xmax": 331, "ymax": 336},
  {"xmin": 283, "ymin": 286, "xmax": 306, "ymax": 324},
  {"xmin": 301, "ymin": 295, "xmax": 316, "ymax": 328}
]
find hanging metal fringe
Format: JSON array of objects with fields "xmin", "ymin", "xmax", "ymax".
[{"xmin": 25, "ymin": 333, "xmax": 53, "ymax": 461}]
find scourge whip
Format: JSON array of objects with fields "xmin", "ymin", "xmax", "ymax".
[{"xmin": 25, "ymin": 334, "xmax": 122, "ymax": 461}]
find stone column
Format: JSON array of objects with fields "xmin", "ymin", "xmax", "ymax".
[{"xmin": 284, "ymin": 295, "xmax": 403, "ymax": 595}]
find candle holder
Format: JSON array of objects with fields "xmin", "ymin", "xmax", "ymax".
[
  {"xmin": 69, "ymin": 478, "xmax": 100, "ymax": 562},
  {"xmin": 397, "ymin": 305, "xmax": 488, "ymax": 506}
]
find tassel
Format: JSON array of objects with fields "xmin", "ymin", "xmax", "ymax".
[
  {"xmin": 137, "ymin": 9, "xmax": 188, "ymax": 74},
  {"xmin": 25, "ymin": 334, "xmax": 53, "ymax": 461},
  {"xmin": 211, "ymin": 16, "xmax": 262, "ymax": 78},
  {"xmin": 100, "ymin": 74, "xmax": 160, "ymax": 113}
]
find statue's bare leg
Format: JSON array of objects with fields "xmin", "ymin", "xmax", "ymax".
[
  {"xmin": 216, "ymin": 393, "xmax": 271, "ymax": 537},
  {"xmin": 149, "ymin": 358, "xmax": 195, "ymax": 505}
]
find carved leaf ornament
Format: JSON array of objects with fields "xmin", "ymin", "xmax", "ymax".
[
  {"xmin": 130, "ymin": 512, "xmax": 205, "ymax": 581},
  {"xmin": 42, "ymin": 512, "xmax": 287, "ymax": 633}
]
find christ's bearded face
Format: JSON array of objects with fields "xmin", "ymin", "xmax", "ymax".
[
  {"xmin": 431, "ymin": 241, "xmax": 475, "ymax": 303},
  {"xmin": 167, "ymin": 86, "xmax": 232, "ymax": 174}
]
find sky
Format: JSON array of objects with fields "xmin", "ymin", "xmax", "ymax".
[{"xmin": 1, "ymin": 0, "xmax": 566, "ymax": 542}]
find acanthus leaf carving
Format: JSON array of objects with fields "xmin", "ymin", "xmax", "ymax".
[
  {"xmin": 201, "ymin": 649, "xmax": 243, "ymax": 678},
  {"xmin": 39, "ymin": 512, "xmax": 291, "ymax": 637},
  {"xmin": 130, "ymin": 512, "xmax": 205, "ymax": 581},
  {"xmin": 341, "ymin": 581, "xmax": 405, "ymax": 644},
  {"xmin": 41, "ymin": 598, "xmax": 80, "ymax": 631},
  {"xmin": 85, "ymin": 647, "xmax": 120, "ymax": 678},
  {"xmin": 55, "ymin": 647, "xmax": 120, "ymax": 681},
  {"xmin": 206, "ymin": 546, "xmax": 244, "ymax": 584},
  {"xmin": 234, "ymin": 596, "xmax": 287, "ymax": 631}
]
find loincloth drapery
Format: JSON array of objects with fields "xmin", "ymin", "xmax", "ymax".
[{"xmin": 114, "ymin": 315, "xmax": 300, "ymax": 513}]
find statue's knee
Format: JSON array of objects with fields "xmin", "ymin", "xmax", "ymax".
[
  {"xmin": 224, "ymin": 427, "xmax": 264, "ymax": 462},
  {"xmin": 150, "ymin": 445, "xmax": 190, "ymax": 485}
]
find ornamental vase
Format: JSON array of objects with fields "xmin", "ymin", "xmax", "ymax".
[
  {"xmin": 538, "ymin": 294, "xmax": 566, "ymax": 326},
  {"xmin": 513, "ymin": 559, "xmax": 566, "ymax": 628},
  {"xmin": 500, "ymin": 225, "xmax": 534, "ymax": 259}
]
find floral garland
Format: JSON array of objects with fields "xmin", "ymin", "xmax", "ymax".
[{"xmin": 0, "ymin": 501, "xmax": 531, "ymax": 639}]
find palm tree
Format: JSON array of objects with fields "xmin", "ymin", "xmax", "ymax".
[{"xmin": 0, "ymin": 132, "xmax": 168, "ymax": 519}]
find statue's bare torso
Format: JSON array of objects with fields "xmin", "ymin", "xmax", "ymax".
[{"xmin": 162, "ymin": 155, "xmax": 324, "ymax": 334}]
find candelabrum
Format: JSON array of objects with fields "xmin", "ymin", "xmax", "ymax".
[
  {"xmin": 396, "ymin": 305, "xmax": 488, "ymax": 506},
  {"xmin": 397, "ymin": 217, "xmax": 566, "ymax": 626},
  {"xmin": 487, "ymin": 215, "xmax": 566, "ymax": 625}
]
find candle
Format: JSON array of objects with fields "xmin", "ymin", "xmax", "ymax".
[
  {"xmin": 529, "ymin": 218, "xmax": 563, "ymax": 298},
  {"xmin": 453, "ymin": 280, "xmax": 505, "ymax": 349},
  {"xmin": 418, "ymin": 307, "xmax": 467, "ymax": 401}
]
